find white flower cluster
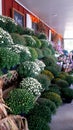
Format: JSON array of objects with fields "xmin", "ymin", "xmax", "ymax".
[
  {"xmin": 0, "ymin": 27, "xmax": 14, "ymax": 45},
  {"xmin": 6, "ymin": 16, "xmax": 17, "ymax": 25},
  {"xmin": 0, "ymin": 16, "xmax": 6, "ymax": 23},
  {"xmin": 24, "ymin": 35, "xmax": 36, "ymax": 46},
  {"xmin": 35, "ymin": 59, "xmax": 46, "ymax": 71},
  {"xmin": 23, "ymin": 61, "xmax": 41, "ymax": 76},
  {"xmin": 0, "ymin": 15, "xmax": 17, "ymax": 25},
  {"xmin": 12, "ymin": 44, "xmax": 31, "ymax": 57},
  {"xmin": 20, "ymin": 77, "xmax": 43, "ymax": 96}
]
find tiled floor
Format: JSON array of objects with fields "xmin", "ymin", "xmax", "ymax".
[{"xmin": 49, "ymin": 101, "xmax": 73, "ymax": 130}]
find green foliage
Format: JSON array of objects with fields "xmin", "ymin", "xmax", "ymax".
[
  {"xmin": 0, "ymin": 15, "xmax": 24, "ymax": 34},
  {"xmin": 53, "ymin": 77, "xmax": 61, "ymax": 84},
  {"xmin": 0, "ymin": 47, "xmax": 20, "ymax": 69},
  {"xmin": 0, "ymin": 15, "xmax": 6, "ymax": 30},
  {"xmin": 48, "ymin": 44, "xmax": 55, "ymax": 55},
  {"xmin": 40, "ymin": 39, "xmax": 49, "ymax": 48},
  {"xmin": 28, "ymin": 47, "xmax": 38, "ymax": 61},
  {"xmin": 58, "ymin": 73, "xmax": 67, "ymax": 80},
  {"xmin": 54, "ymin": 64, "xmax": 61, "ymax": 72},
  {"xmin": 37, "ymin": 98, "xmax": 56, "ymax": 114},
  {"xmin": 0, "ymin": 15, "xmax": 17, "ymax": 33},
  {"xmin": 49, "ymin": 83, "xmax": 59, "ymax": 88},
  {"xmin": 0, "ymin": 27, "xmax": 14, "ymax": 47},
  {"xmin": 36, "ymin": 32, "xmax": 47, "ymax": 39},
  {"xmin": 5, "ymin": 88, "xmax": 35, "ymax": 114},
  {"xmin": 11, "ymin": 33, "xmax": 26, "ymax": 46},
  {"xmin": 55, "ymin": 79, "xmax": 69, "ymax": 88},
  {"xmin": 65, "ymin": 75, "xmax": 73, "ymax": 85},
  {"xmin": 46, "ymin": 66, "xmax": 59, "ymax": 77},
  {"xmin": 57, "ymin": 72, "xmax": 71, "ymax": 84},
  {"xmin": 0, "ymin": 69, "xmax": 3, "ymax": 76},
  {"xmin": 10, "ymin": 44, "xmax": 31, "ymax": 63},
  {"xmin": 42, "ymin": 56, "xmax": 56, "ymax": 67},
  {"xmin": 29, "ymin": 104, "xmax": 51, "ymax": 122},
  {"xmin": 49, "ymin": 84, "xmax": 61, "ymax": 95},
  {"xmin": 20, "ymin": 77, "xmax": 43, "ymax": 97},
  {"xmin": 5, "ymin": 17, "xmax": 17, "ymax": 33},
  {"xmin": 35, "ymin": 74, "xmax": 50, "ymax": 90},
  {"xmin": 23, "ymin": 35, "xmax": 36, "ymax": 47},
  {"xmin": 59, "ymin": 72, "xmax": 69, "ymax": 76},
  {"xmin": 15, "ymin": 24, "xmax": 24, "ymax": 34},
  {"xmin": 42, "ymin": 48, "xmax": 52, "ymax": 57},
  {"xmin": 24, "ymin": 27, "xmax": 35, "ymax": 35},
  {"xmin": 17, "ymin": 61, "xmax": 41, "ymax": 78},
  {"xmin": 61, "ymin": 88, "xmax": 73, "ymax": 102},
  {"xmin": 32, "ymin": 36, "xmax": 42, "ymax": 48},
  {"xmin": 35, "ymin": 48, "xmax": 44, "ymax": 59},
  {"xmin": 41, "ymin": 92, "xmax": 62, "ymax": 107},
  {"xmin": 42, "ymin": 70, "xmax": 54, "ymax": 80},
  {"xmin": 28, "ymin": 115, "xmax": 50, "ymax": 130}
]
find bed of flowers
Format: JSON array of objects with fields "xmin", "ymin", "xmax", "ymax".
[{"xmin": 0, "ymin": 15, "xmax": 73, "ymax": 130}]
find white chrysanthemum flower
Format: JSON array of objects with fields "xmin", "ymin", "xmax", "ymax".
[
  {"xmin": 0, "ymin": 15, "xmax": 17, "ymax": 25},
  {"xmin": 12, "ymin": 44, "xmax": 31, "ymax": 58},
  {"xmin": 23, "ymin": 61, "xmax": 41, "ymax": 76},
  {"xmin": 0, "ymin": 16, "xmax": 6, "ymax": 22},
  {"xmin": 20, "ymin": 77, "xmax": 43, "ymax": 96},
  {"xmin": 35, "ymin": 59, "xmax": 46, "ymax": 70},
  {"xmin": 0, "ymin": 27, "xmax": 14, "ymax": 46}
]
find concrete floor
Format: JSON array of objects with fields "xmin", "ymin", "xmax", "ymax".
[{"xmin": 49, "ymin": 101, "xmax": 73, "ymax": 130}]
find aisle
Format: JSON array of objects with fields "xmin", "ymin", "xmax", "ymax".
[{"xmin": 49, "ymin": 101, "xmax": 73, "ymax": 130}]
